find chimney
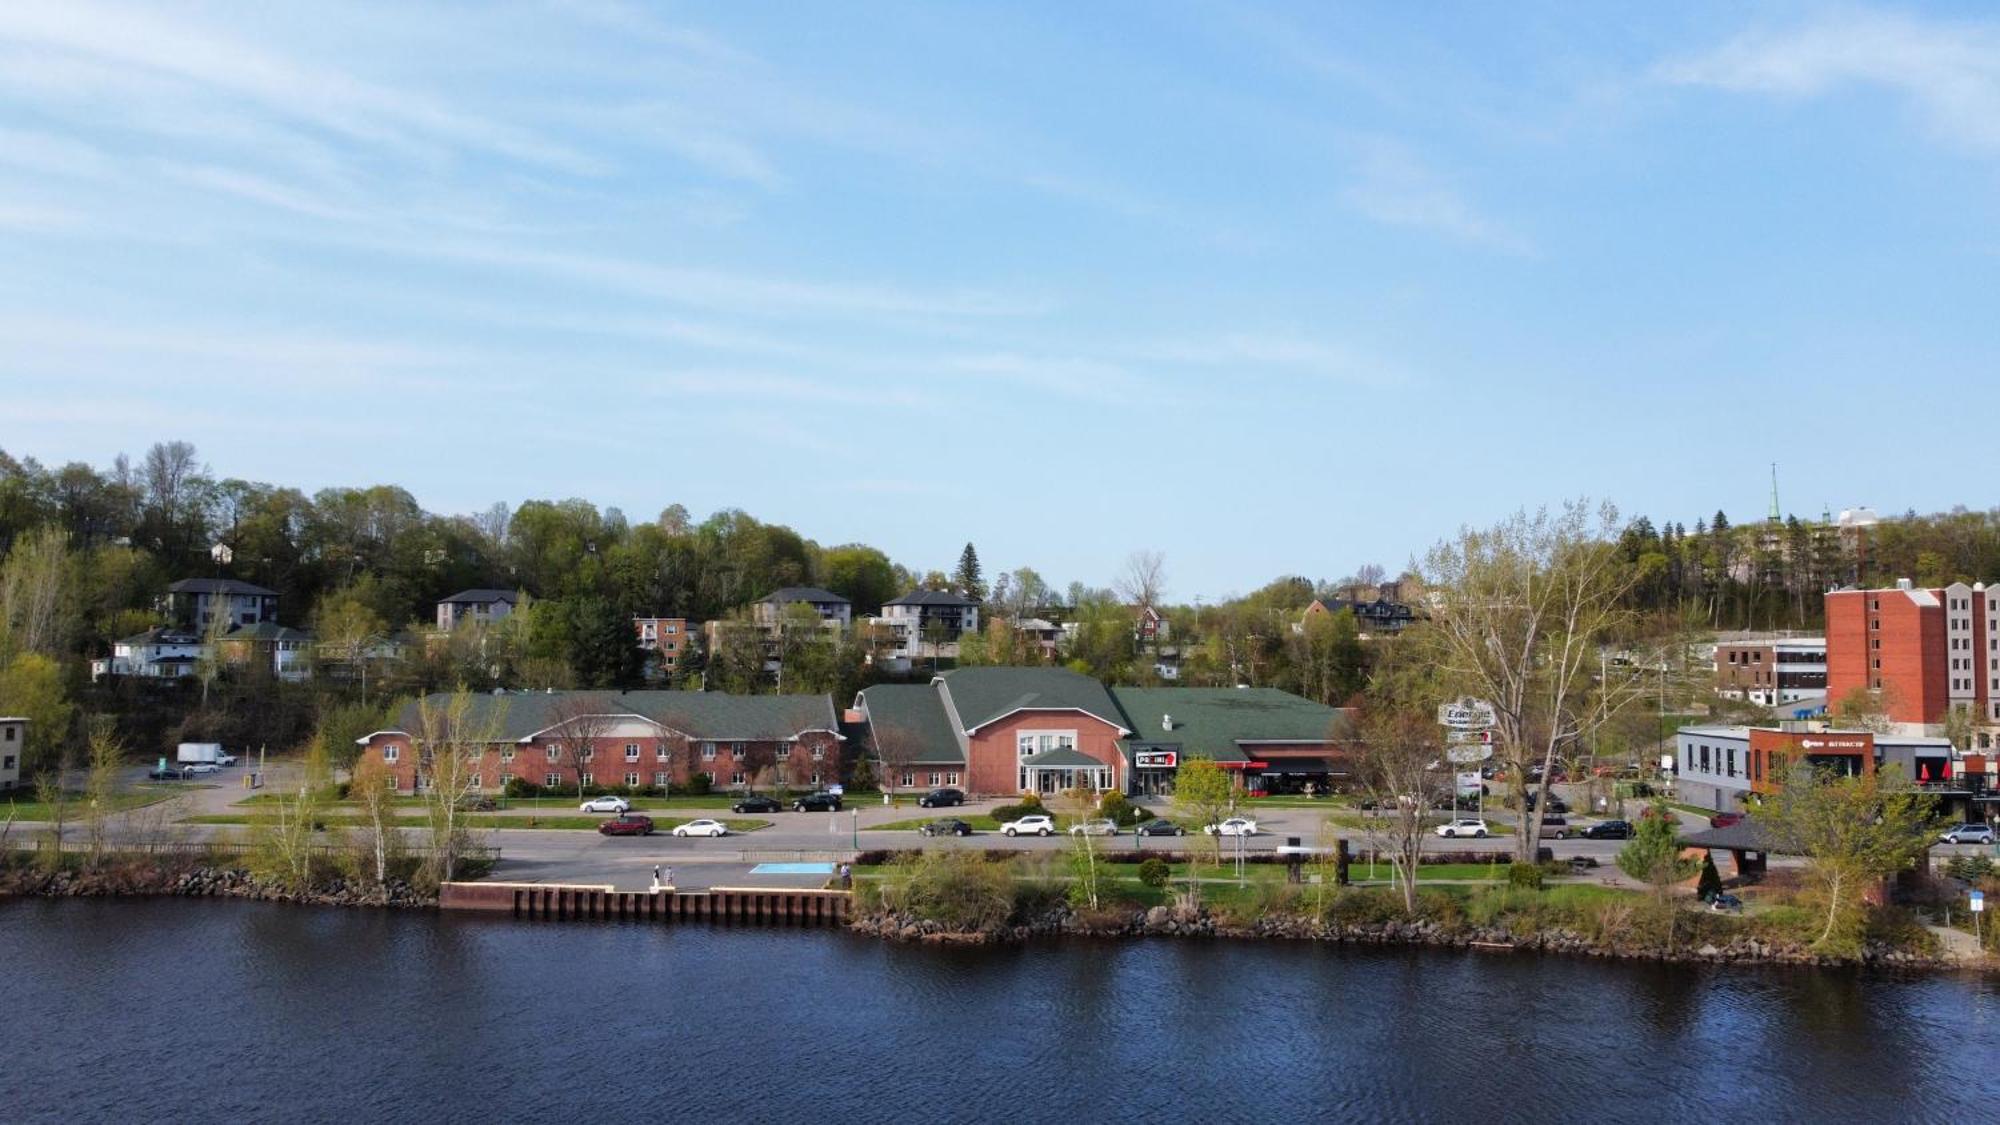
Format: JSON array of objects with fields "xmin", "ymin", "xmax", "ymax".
[
  {"xmin": 1896, "ymin": 578, "xmax": 1912, "ymax": 590},
  {"xmin": 1162, "ymin": 714, "xmax": 1173, "ymax": 732}
]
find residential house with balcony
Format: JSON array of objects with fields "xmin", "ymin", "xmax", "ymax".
[
  {"xmin": 633, "ymin": 616, "xmax": 693, "ymax": 678},
  {"xmin": 752, "ymin": 587, "xmax": 852, "ymax": 629},
  {"xmin": 162, "ymin": 578, "xmax": 279, "ymax": 629},
  {"xmin": 436, "ymin": 589, "xmax": 520, "ymax": 631},
  {"xmin": 872, "ymin": 590, "xmax": 979, "ymax": 664},
  {"xmin": 92, "ymin": 627, "xmax": 207, "ymax": 680}
]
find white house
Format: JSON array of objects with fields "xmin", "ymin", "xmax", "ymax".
[
  {"xmin": 92, "ymin": 627, "xmax": 206, "ymax": 680},
  {"xmin": 873, "ymin": 590, "xmax": 979, "ymax": 661}
]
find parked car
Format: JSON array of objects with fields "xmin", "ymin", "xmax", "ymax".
[
  {"xmin": 1539, "ymin": 816, "xmax": 1573, "ymax": 840},
  {"xmin": 1137, "ymin": 819, "xmax": 1187, "ymax": 837},
  {"xmin": 918, "ymin": 818, "xmax": 973, "ymax": 837},
  {"xmin": 579, "ymin": 795, "xmax": 630, "ymax": 814},
  {"xmin": 146, "ymin": 767, "xmax": 190, "ymax": 781},
  {"xmin": 1581, "ymin": 820, "xmax": 1633, "ymax": 840},
  {"xmin": 1434, "ymin": 818, "xmax": 1490, "ymax": 839},
  {"xmin": 1069, "ymin": 818, "xmax": 1119, "ymax": 837},
  {"xmin": 181, "ymin": 762, "xmax": 221, "ymax": 775},
  {"xmin": 917, "ymin": 788, "xmax": 965, "ymax": 808},
  {"xmin": 1523, "ymin": 793, "xmax": 1568, "ymax": 814},
  {"xmin": 1001, "ymin": 814, "xmax": 1057, "ymax": 837},
  {"xmin": 792, "ymin": 792, "xmax": 842, "ymax": 813},
  {"xmin": 1709, "ymin": 812, "xmax": 1745, "ymax": 829},
  {"xmin": 597, "ymin": 814, "xmax": 654, "ymax": 837},
  {"xmin": 672, "ymin": 818, "xmax": 728, "ymax": 838},
  {"xmin": 455, "ymin": 794, "xmax": 498, "ymax": 812},
  {"xmin": 1205, "ymin": 817, "xmax": 1258, "ymax": 837},
  {"xmin": 1939, "ymin": 823, "xmax": 1996, "ymax": 845},
  {"xmin": 732, "ymin": 795, "xmax": 781, "ymax": 814}
]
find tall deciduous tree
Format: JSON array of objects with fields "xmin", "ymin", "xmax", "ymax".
[
  {"xmin": 1172, "ymin": 757, "xmax": 1234, "ymax": 904},
  {"xmin": 0, "ymin": 526, "xmax": 73, "ymax": 659},
  {"xmin": 1116, "ymin": 550, "xmax": 1166, "ymax": 610},
  {"xmin": 412, "ymin": 690, "xmax": 507, "ymax": 887},
  {"xmin": 545, "ymin": 693, "xmax": 619, "ymax": 797},
  {"xmin": 1349, "ymin": 700, "xmax": 1443, "ymax": 914},
  {"xmin": 1420, "ymin": 500, "xmax": 1646, "ymax": 862},
  {"xmin": 0, "ymin": 652, "xmax": 74, "ymax": 776},
  {"xmin": 1753, "ymin": 762, "xmax": 1942, "ymax": 955}
]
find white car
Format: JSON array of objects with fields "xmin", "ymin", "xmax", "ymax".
[
  {"xmin": 672, "ymin": 818, "xmax": 728, "ymax": 838},
  {"xmin": 1001, "ymin": 814, "xmax": 1057, "ymax": 837},
  {"xmin": 181, "ymin": 763, "xmax": 222, "ymax": 775},
  {"xmin": 1205, "ymin": 817, "xmax": 1257, "ymax": 837},
  {"xmin": 1069, "ymin": 818, "xmax": 1119, "ymax": 837},
  {"xmin": 579, "ymin": 796, "xmax": 630, "ymax": 814},
  {"xmin": 1434, "ymin": 818, "xmax": 1490, "ymax": 838},
  {"xmin": 1939, "ymin": 823, "xmax": 1996, "ymax": 845}
]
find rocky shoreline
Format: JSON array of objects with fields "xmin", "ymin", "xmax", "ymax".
[
  {"xmin": 848, "ymin": 905, "xmax": 1964, "ymax": 971},
  {"xmin": 0, "ymin": 864, "xmax": 434, "ymax": 909}
]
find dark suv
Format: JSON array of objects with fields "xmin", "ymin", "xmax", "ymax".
[
  {"xmin": 1581, "ymin": 819, "xmax": 1633, "ymax": 840},
  {"xmin": 917, "ymin": 788, "xmax": 965, "ymax": 808},
  {"xmin": 792, "ymin": 792, "xmax": 843, "ymax": 812}
]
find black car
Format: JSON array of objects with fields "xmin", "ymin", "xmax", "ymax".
[
  {"xmin": 1136, "ymin": 819, "xmax": 1187, "ymax": 837},
  {"xmin": 1524, "ymin": 793, "xmax": 1569, "ymax": 814},
  {"xmin": 146, "ymin": 767, "xmax": 189, "ymax": 781},
  {"xmin": 732, "ymin": 795, "xmax": 782, "ymax": 814},
  {"xmin": 1581, "ymin": 820, "xmax": 1633, "ymax": 840},
  {"xmin": 455, "ymin": 794, "xmax": 498, "ymax": 812},
  {"xmin": 792, "ymin": 792, "xmax": 843, "ymax": 812},
  {"xmin": 917, "ymin": 788, "xmax": 965, "ymax": 808},
  {"xmin": 918, "ymin": 818, "xmax": 973, "ymax": 837}
]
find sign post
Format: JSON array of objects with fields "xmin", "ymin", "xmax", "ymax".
[{"xmin": 1972, "ymin": 890, "xmax": 1985, "ymax": 948}]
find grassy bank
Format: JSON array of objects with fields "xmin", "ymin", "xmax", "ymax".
[
  {"xmin": 2, "ymin": 786, "xmax": 186, "ymax": 822},
  {"xmin": 188, "ymin": 813, "xmax": 770, "ymax": 833}
]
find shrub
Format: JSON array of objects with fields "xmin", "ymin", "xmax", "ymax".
[
  {"xmin": 1137, "ymin": 857, "xmax": 1171, "ymax": 888},
  {"xmin": 881, "ymin": 851, "xmax": 1016, "ymax": 931},
  {"xmin": 990, "ymin": 802, "xmax": 1045, "ymax": 823},
  {"xmin": 1507, "ymin": 863, "xmax": 1544, "ymax": 890},
  {"xmin": 685, "ymin": 773, "xmax": 713, "ymax": 796}
]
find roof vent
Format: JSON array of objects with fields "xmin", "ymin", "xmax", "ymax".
[
  {"xmin": 1162, "ymin": 713, "xmax": 1174, "ymax": 731},
  {"xmin": 1896, "ymin": 577, "xmax": 1913, "ymax": 590}
]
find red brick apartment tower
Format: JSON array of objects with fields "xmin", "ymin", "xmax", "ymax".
[{"xmin": 1825, "ymin": 580, "xmax": 1992, "ymax": 728}]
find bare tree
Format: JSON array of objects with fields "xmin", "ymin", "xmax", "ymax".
[
  {"xmin": 32, "ymin": 746, "xmax": 72, "ymax": 868},
  {"xmin": 1116, "ymin": 550, "xmax": 1168, "ymax": 610},
  {"xmin": 1420, "ymin": 501, "xmax": 1646, "ymax": 863},
  {"xmin": 545, "ymin": 693, "xmax": 620, "ymax": 798},
  {"xmin": 1349, "ymin": 702, "xmax": 1444, "ymax": 913},
  {"xmin": 194, "ymin": 585, "xmax": 235, "ymax": 709},
  {"xmin": 869, "ymin": 722, "xmax": 930, "ymax": 798},
  {"xmin": 81, "ymin": 716, "xmax": 122, "ymax": 867},
  {"xmin": 412, "ymin": 690, "xmax": 507, "ymax": 886},
  {"xmin": 0, "ymin": 527, "xmax": 72, "ymax": 659},
  {"xmin": 350, "ymin": 754, "xmax": 402, "ymax": 886}
]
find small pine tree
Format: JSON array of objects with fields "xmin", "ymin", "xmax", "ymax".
[{"xmin": 1696, "ymin": 853, "xmax": 1724, "ymax": 901}]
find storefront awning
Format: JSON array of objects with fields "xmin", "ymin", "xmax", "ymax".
[{"xmin": 1218, "ymin": 760, "xmax": 1268, "ymax": 770}]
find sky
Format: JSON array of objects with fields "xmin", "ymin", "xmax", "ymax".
[{"xmin": 4, "ymin": 1, "xmax": 2000, "ymax": 601}]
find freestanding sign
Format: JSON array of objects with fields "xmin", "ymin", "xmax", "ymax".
[
  {"xmin": 1972, "ymin": 891, "xmax": 1986, "ymax": 913},
  {"xmin": 1445, "ymin": 744, "xmax": 1495, "ymax": 765},
  {"xmin": 1437, "ymin": 699, "xmax": 1497, "ymax": 730}
]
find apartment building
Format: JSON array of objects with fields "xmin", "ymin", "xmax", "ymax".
[
  {"xmin": 1714, "ymin": 637, "xmax": 1827, "ymax": 705},
  {"xmin": 1825, "ymin": 579, "xmax": 1996, "ymax": 735}
]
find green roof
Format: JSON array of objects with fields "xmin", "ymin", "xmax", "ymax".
[
  {"xmin": 854, "ymin": 684, "xmax": 964, "ymax": 765},
  {"xmin": 935, "ymin": 667, "xmax": 1129, "ymax": 733},
  {"xmin": 1110, "ymin": 687, "xmax": 1350, "ymax": 764},
  {"xmin": 392, "ymin": 691, "xmax": 839, "ymax": 742}
]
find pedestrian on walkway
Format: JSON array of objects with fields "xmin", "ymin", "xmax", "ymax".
[
  {"xmin": 651, "ymin": 864, "xmax": 661, "ymax": 892},
  {"xmin": 663, "ymin": 865, "xmax": 674, "ymax": 889}
]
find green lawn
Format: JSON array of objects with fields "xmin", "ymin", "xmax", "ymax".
[
  {"xmin": 874, "ymin": 815, "xmax": 1007, "ymax": 832},
  {"xmin": 2, "ymin": 786, "xmax": 185, "ymax": 822},
  {"xmin": 188, "ymin": 813, "xmax": 770, "ymax": 833}
]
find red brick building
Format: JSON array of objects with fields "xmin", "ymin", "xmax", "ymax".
[
  {"xmin": 1826, "ymin": 579, "xmax": 1996, "ymax": 734},
  {"xmin": 356, "ymin": 690, "xmax": 843, "ymax": 794},
  {"xmin": 1714, "ymin": 637, "xmax": 1827, "ymax": 705}
]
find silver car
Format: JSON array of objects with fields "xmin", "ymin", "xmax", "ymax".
[{"xmin": 1939, "ymin": 823, "xmax": 1996, "ymax": 845}]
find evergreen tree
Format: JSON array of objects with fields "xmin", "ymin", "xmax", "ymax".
[{"xmin": 952, "ymin": 542, "xmax": 986, "ymax": 602}]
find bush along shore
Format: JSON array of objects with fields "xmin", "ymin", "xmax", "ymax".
[
  {"xmin": 848, "ymin": 851, "xmax": 1965, "ymax": 971},
  {"xmin": 0, "ymin": 848, "xmax": 487, "ymax": 909}
]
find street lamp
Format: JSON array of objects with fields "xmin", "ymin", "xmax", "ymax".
[{"xmin": 850, "ymin": 807, "xmax": 859, "ymax": 850}]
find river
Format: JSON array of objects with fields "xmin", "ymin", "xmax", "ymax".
[{"xmin": 4, "ymin": 898, "xmax": 1997, "ymax": 1123}]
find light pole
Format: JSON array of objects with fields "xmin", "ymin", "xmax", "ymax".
[{"xmin": 850, "ymin": 808, "xmax": 859, "ymax": 850}]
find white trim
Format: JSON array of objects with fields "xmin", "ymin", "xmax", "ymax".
[{"xmin": 960, "ymin": 706, "xmax": 1132, "ymax": 737}]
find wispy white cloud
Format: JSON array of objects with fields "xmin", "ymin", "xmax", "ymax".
[
  {"xmin": 0, "ymin": 0, "xmax": 603, "ymax": 174},
  {"xmin": 1342, "ymin": 137, "xmax": 1532, "ymax": 254},
  {"xmin": 1661, "ymin": 8, "xmax": 2000, "ymax": 154},
  {"xmin": 0, "ymin": 124, "xmax": 109, "ymax": 177},
  {"xmin": 0, "ymin": 201, "xmax": 87, "ymax": 232}
]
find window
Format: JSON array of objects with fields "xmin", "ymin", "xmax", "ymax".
[
  {"xmin": 946, "ymin": 772, "xmax": 961, "ymax": 786},
  {"xmin": 776, "ymin": 743, "xmax": 791, "ymax": 759},
  {"xmin": 1726, "ymin": 748, "xmax": 1736, "ymax": 778},
  {"xmin": 545, "ymin": 773, "xmax": 561, "ymax": 787},
  {"xmin": 501, "ymin": 748, "xmax": 515, "ymax": 762},
  {"xmin": 701, "ymin": 743, "xmax": 716, "ymax": 760},
  {"xmin": 811, "ymin": 746, "xmax": 824, "ymax": 761},
  {"xmin": 901, "ymin": 771, "xmax": 916, "ymax": 788},
  {"xmin": 927, "ymin": 771, "xmax": 941, "ymax": 787},
  {"xmin": 624, "ymin": 772, "xmax": 640, "ymax": 787},
  {"xmin": 810, "ymin": 771, "xmax": 822, "ymax": 785},
  {"xmin": 625, "ymin": 743, "xmax": 640, "ymax": 761},
  {"xmin": 468, "ymin": 776, "xmax": 483, "ymax": 791},
  {"xmin": 1017, "ymin": 731, "xmax": 1077, "ymax": 759},
  {"xmin": 657, "ymin": 746, "xmax": 671, "ymax": 761},
  {"xmin": 383, "ymin": 745, "xmax": 400, "ymax": 762},
  {"xmin": 731, "ymin": 742, "xmax": 746, "ymax": 758},
  {"xmin": 1699, "ymin": 745, "xmax": 1710, "ymax": 772},
  {"xmin": 2, "ymin": 726, "xmax": 13, "ymax": 741},
  {"xmin": 547, "ymin": 744, "xmax": 561, "ymax": 761},
  {"xmin": 580, "ymin": 747, "xmax": 594, "ymax": 762},
  {"xmin": 653, "ymin": 772, "xmax": 670, "ymax": 787},
  {"xmin": 730, "ymin": 771, "xmax": 746, "ymax": 786}
]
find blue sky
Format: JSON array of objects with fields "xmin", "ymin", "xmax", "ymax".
[{"xmin": 4, "ymin": 2, "xmax": 1999, "ymax": 600}]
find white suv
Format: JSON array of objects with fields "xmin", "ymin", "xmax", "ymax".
[
  {"xmin": 1001, "ymin": 814, "xmax": 1056, "ymax": 837},
  {"xmin": 1434, "ymin": 818, "xmax": 1490, "ymax": 838},
  {"xmin": 1940, "ymin": 823, "xmax": 1996, "ymax": 845},
  {"xmin": 1069, "ymin": 818, "xmax": 1119, "ymax": 837}
]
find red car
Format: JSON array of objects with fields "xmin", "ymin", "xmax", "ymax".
[
  {"xmin": 1708, "ymin": 812, "xmax": 1744, "ymax": 829},
  {"xmin": 597, "ymin": 814, "xmax": 655, "ymax": 837}
]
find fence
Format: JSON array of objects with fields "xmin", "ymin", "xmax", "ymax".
[{"xmin": 440, "ymin": 881, "xmax": 851, "ymax": 926}]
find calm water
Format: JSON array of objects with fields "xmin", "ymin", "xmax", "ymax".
[{"xmin": 4, "ymin": 899, "xmax": 1999, "ymax": 1124}]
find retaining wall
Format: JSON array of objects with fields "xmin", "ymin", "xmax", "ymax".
[{"xmin": 439, "ymin": 881, "xmax": 851, "ymax": 926}]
